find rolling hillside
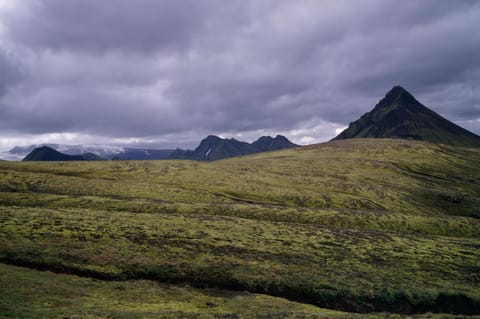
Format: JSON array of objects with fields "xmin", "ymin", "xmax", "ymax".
[{"xmin": 1, "ymin": 139, "xmax": 479, "ymax": 317}]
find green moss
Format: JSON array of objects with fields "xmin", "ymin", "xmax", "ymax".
[
  {"xmin": 0, "ymin": 139, "xmax": 479, "ymax": 316},
  {"xmin": 0, "ymin": 263, "xmax": 339, "ymax": 318}
]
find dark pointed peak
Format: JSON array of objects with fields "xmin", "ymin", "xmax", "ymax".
[
  {"xmin": 23, "ymin": 146, "xmax": 81, "ymax": 161},
  {"xmin": 202, "ymin": 135, "xmax": 223, "ymax": 143},
  {"xmin": 274, "ymin": 135, "xmax": 288, "ymax": 141},
  {"xmin": 37, "ymin": 145, "xmax": 57, "ymax": 151},
  {"xmin": 388, "ymin": 85, "xmax": 408, "ymax": 96},
  {"xmin": 378, "ymin": 85, "xmax": 420, "ymax": 110},
  {"xmin": 257, "ymin": 135, "xmax": 298, "ymax": 148},
  {"xmin": 333, "ymin": 86, "xmax": 480, "ymax": 147},
  {"xmin": 387, "ymin": 85, "xmax": 414, "ymax": 99},
  {"xmin": 172, "ymin": 134, "xmax": 297, "ymax": 161},
  {"xmin": 205, "ymin": 135, "xmax": 221, "ymax": 139},
  {"xmin": 255, "ymin": 136, "xmax": 274, "ymax": 142},
  {"xmin": 31, "ymin": 146, "xmax": 64, "ymax": 156},
  {"xmin": 254, "ymin": 135, "xmax": 291, "ymax": 143}
]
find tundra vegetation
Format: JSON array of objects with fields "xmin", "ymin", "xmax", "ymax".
[{"xmin": 0, "ymin": 139, "xmax": 479, "ymax": 318}]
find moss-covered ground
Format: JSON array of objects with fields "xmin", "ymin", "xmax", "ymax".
[{"xmin": 0, "ymin": 139, "xmax": 479, "ymax": 317}]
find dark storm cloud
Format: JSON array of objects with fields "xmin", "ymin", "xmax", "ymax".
[
  {"xmin": 0, "ymin": 0, "xmax": 479, "ymax": 151},
  {"xmin": 0, "ymin": 49, "xmax": 22, "ymax": 96},
  {"xmin": 1, "ymin": 0, "xmax": 235, "ymax": 54}
]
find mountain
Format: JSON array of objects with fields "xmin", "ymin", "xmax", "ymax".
[
  {"xmin": 10, "ymin": 144, "xmax": 174, "ymax": 161},
  {"xmin": 22, "ymin": 146, "xmax": 103, "ymax": 161},
  {"xmin": 170, "ymin": 135, "xmax": 255, "ymax": 161},
  {"xmin": 170, "ymin": 135, "xmax": 298, "ymax": 161},
  {"xmin": 251, "ymin": 135, "xmax": 297, "ymax": 151},
  {"xmin": 10, "ymin": 144, "xmax": 121, "ymax": 159},
  {"xmin": 333, "ymin": 86, "xmax": 480, "ymax": 147},
  {"xmin": 19, "ymin": 136, "xmax": 297, "ymax": 162}
]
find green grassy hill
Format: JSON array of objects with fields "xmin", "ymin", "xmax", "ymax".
[{"xmin": 1, "ymin": 139, "xmax": 479, "ymax": 317}]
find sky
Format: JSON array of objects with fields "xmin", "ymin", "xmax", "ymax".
[{"xmin": 1, "ymin": 0, "xmax": 479, "ymax": 157}]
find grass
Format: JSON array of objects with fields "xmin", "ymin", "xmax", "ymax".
[
  {"xmin": 1, "ymin": 264, "xmax": 477, "ymax": 319},
  {"xmin": 0, "ymin": 263, "xmax": 338, "ymax": 319},
  {"xmin": 0, "ymin": 138, "xmax": 479, "ymax": 317}
]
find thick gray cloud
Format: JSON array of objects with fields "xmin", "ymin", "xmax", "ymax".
[
  {"xmin": 1, "ymin": 0, "xmax": 233, "ymax": 53},
  {"xmin": 0, "ymin": 0, "xmax": 479, "ymax": 153},
  {"xmin": 0, "ymin": 49, "xmax": 22, "ymax": 96}
]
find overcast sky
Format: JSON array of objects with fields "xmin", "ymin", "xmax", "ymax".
[{"xmin": 0, "ymin": 0, "xmax": 479, "ymax": 156}]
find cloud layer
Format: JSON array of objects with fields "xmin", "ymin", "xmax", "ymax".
[{"xmin": 1, "ymin": 0, "xmax": 479, "ymax": 153}]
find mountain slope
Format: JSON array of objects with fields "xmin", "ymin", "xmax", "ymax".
[
  {"xmin": 334, "ymin": 86, "xmax": 480, "ymax": 147},
  {"xmin": 1, "ymin": 139, "xmax": 480, "ymax": 315},
  {"xmin": 11, "ymin": 144, "xmax": 174, "ymax": 161},
  {"xmin": 22, "ymin": 146, "xmax": 103, "ymax": 161},
  {"xmin": 251, "ymin": 135, "xmax": 297, "ymax": 151},
  {"xmin": 170, "ymin": 135, "xmax": 298, "ymax": 161}
]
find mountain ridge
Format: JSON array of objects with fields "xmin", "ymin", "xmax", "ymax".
[
  {"xmin": 170, "ymin": 135, "xmax": 298, "ymax": 161},
  {"xmin": 333, "ymin": 86, "xmax": 480, "ymax": 147},
  {"xmin": 10, "ymin": 144, "xmax": 175, "ymax": 161},
  {"xmin": 22, "ymin": 146, "xmax": 104, "ymax": 161},
  {"xmin": 21, "ymin": 135, "xmax": 298, "ymax": 162}
]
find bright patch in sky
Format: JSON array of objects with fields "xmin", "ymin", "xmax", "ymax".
[{"xmin": 335, "ymin": 127, "xmax": 347, "ymax": 135}]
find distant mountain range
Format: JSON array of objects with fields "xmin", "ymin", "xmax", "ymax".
[
  {"xmin": 22, "ymin": 146, "xmax": 104, "ymax": 161},
  {"xmin": 11, "ymin": 144, "xmax": 175, "ymax": 161},
  {"xmin": 21, "ymin": 135, "xmax": 298, "ymax": 162},
  {"xmin": 170, "ymin": 135, "xmax": 298, "ymax": 161},
  {"xmin": 333, "ymin": 86, "xmax": 480, "ymax": 147},
  {"xmin": 16, "ymin": 85, "xmax": 480, "ymax": 162}
]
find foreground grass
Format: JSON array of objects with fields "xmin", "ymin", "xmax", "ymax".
[
  {"xmin": 0, "ymin": 139, "xmax": 479, "ymax": 315},
  {"xmin": 0, "ymin": 263, "xmax": 335, "ymax": 319},
  {"xmin": 1, "ymin": 205, "xmax": 479, "ymax": 314},
  {"xmin": 2, "ymin": 264, "xmax": 477, "ymax": 319}
]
